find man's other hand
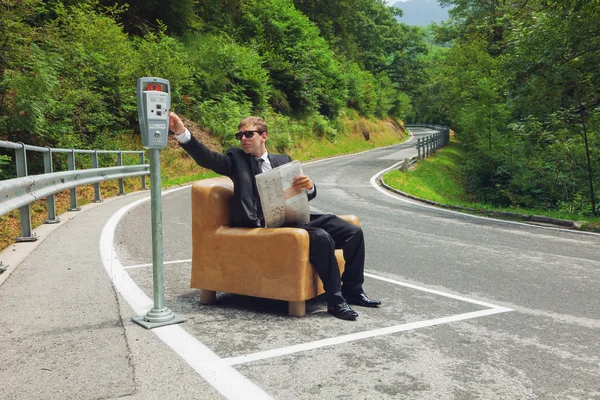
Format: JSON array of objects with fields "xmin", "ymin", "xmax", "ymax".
[
  {"xmin": 293, "ymin": 175, "xmax": 313, "ymax": 191},
  {"xmin": 169, "ymin": 112, "xmax": 186, "ymax": 135}
]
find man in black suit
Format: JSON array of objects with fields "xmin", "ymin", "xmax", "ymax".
[{"xmin": 169, "ymin": 112, "xmax": 381, "ymax": 320}]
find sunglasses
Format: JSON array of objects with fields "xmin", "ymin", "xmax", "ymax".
[{"xmin": 235, "ymin": 131, "xmax": 263, "ymax": 140}]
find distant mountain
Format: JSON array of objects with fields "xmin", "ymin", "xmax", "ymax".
[{"xmin": 392, "ymin": 0, "xmax": 451, "ymax": 26}]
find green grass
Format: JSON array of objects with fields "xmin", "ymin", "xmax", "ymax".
[
  {"xmin": 162, "ymin": 171, "xmax": 220, "ymax": 187},
  {"xmin": 289, "ymin": 117, "xmax": 405, "ymax": 161},
  {"xmin": 384, "ymin": 144, "xmax": 470, "ymax": 205},
  {"xmin": 383, "ymin": 139, "xmax": 600, "ymax": 231}
]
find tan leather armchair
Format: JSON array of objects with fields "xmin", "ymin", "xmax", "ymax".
[{"xmin": 190, "ymin": 177, "xmax": 359, "ymax": 316}]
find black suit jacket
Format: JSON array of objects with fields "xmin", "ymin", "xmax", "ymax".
[{"xmin": 181, "ymin": 136, "xmax": 317, "ymax": 228}]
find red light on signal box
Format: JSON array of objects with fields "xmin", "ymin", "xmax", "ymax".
[{"xmin": 146, "ymin": 83, "xmax": 162, "ymax": 91}]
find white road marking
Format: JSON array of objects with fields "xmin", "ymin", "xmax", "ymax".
[
  {"xmin": 221, "ymin": 270, "xmax": 512, "ymax": 366},
  {"xmin": 99, "ymin": 185, "xmax": 273, "ymax": 400},
  {"xmin": 368, "ymin": 154, "xmax": 600, "ymax": 236},
  {"xmin": 222, "ymin": 308, "xmax": 511, "ymax": 366},
  {"xmin": 124, "ymin": 258, "xmax": 191, "ymax": 269},
  {"xmin": 363, "ymin": 272, "xmax": 507, "ymax": 309}
]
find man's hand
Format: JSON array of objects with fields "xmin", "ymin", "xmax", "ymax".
[
  {"xmin": 293, "ymin": 175, "xmax": 313, "ymax": 191},
  {"xmin": 169, "ymin": 112, "xmax": 186, "ymax": 135}
]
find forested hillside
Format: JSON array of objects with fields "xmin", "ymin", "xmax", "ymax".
[
  {"xmin": 413, "ymin": 0, "xmax": 600, "ymax": 217},
  {"xmin": 0, "ymin": 0, "xmax": 421, "ymax": 153},
  {"xmin": 1, "ymin": 0, "xmax": 599, "ymax": 218}
]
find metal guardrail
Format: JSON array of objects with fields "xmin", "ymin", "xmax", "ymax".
[
  {"xmin": 0, "ymin": 140, "xmax": 149, "ymax": 242},
  {"xmin": 406, "ymin": 125, "xmax": 451, "ymax": 161}
]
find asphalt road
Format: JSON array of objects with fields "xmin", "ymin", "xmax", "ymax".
[{"xmin": 115, "ymin": 127, "xmax": 600, "ymax": 399}]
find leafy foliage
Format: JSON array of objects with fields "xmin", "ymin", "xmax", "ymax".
[
  {"xmin": 10, "ymin": 0, "xmax": 599, "ymax": 219},
  {"xmin": 413, "ymin": 0, "xmax": 600, "ymax": 216},
  {"xmin": 235, "ymin": 0, "xmax": 347, "ymax": 118}
]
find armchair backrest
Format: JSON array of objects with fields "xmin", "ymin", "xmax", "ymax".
[{"xmin": 191, "ymin": 177, "xmax": 234, "ymax": 230}]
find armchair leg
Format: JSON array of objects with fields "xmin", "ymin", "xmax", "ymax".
[
  {"xmin": 288, "ymin": 301, "xmax": 306, "ymax": 317},
  {"xmin": 200, "ymin": 289, "xmax": 216, "ymax": 304}
]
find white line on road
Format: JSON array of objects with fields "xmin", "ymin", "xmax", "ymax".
[
  {"xmin": 364, "ymin": 272, "xmax": 510, "ymax": 309},
  {"xmin": 123, "ymin": 258, "xmax": 191, "ymax": 269},
  {"xmin": 99, "ymin": 185, "xmax": 273, "ymax": 400},
  {"xmin": 221, "ymin": 269, "xmax": 512, "ymax": 366},
  {"xmin": 222, "ymin": 307, "xmax": 511, "ymax": 366},
  {"xmin": 369, "ymin": 159, "xmax": 600, "ymax": 236}
]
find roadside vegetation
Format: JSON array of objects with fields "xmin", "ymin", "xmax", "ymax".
[
  {"xmin": 412, "ymin": 1, "xmax": 600, "ymax": 219},
  {"xmin": 383, "ymin": 136, "xmax": 600, "ymax": 231}
]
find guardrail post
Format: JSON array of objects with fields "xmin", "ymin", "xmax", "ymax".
[
  {"xmin": 43, "ymin": 148, "xmax": 59, "ymax": 224},
  {"xmin": 68, "ymin": 150, "xmax": 80, "ymax": 211},
  {"xmin": 417, "ymin": 138, "xmax": 422, "ymax": 160},
  {"xmin": 117, "ymin": 151, "xmax": 125, "ymax": 195},
  {"xmin": 15, "ymin": 143, "xmax": 36, "ymax": 241},
  {"xmin": 430, "ymin": 135, "xmax": 433, "ymax": 155},
  {"xmin": 428, "ymin": 135, "xmax": 432, "ymax": 156},
  {"xmin": 140, "ymin": 152, "xmax": 147, "ymax": 190},
  {"xmin": 400, "ymin": 158, "xmax": 409, "ymax": 172},
  {"xmin": 92, "ymin": 151, "xmax": 102, "ymax": 203}
]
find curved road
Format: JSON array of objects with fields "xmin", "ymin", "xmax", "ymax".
[{"xmin": 115, "ymin": 127, "xmax": 600, "ymax": 399}]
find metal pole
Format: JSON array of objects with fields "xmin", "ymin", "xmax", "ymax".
[
  {"xmin": 150, "ymin": 148, "xmax": 165, "ymax": 310},
  {"xmin": 92, "ymin": 151, "xmax": 102, "ymax": 203},
  {"xmin": 15, "ymin": 143, "xmax": 36, "ymax": 241},
  {"xmin": 140, "ymin": 152, "xmax": 147, "ymax": 190},
  {"xmin": 68, "ymin": 151, "xmax": 80, "ymax": 211},
  {"xmin": 428, "ymin": 135, "xmax": 432, "ymax": 156},
  {"xmin": 117, "ymin": 151, "xmax": 125, "ymax": 195},
  {"xmin": 44, "ymin": 148, "xmax": 59, "ymax": 224},
  {"xmin": 132, "ymin": 148, "xmax": 184, "ymax": 329}
]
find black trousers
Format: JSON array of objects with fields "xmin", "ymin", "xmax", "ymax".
[{"xmin": 299, "ymin": 213, "xmax": 365, "ymax": 306}]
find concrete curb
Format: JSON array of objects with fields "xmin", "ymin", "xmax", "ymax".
[{"xmin": 379, "ymin": 176, "xmax": 594, "ymax": 232}]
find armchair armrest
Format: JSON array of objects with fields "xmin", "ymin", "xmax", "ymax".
[{"xmin": 338, "ymin": 214, "xmax": 360, "ymax": 226}]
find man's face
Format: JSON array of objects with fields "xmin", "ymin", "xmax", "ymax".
[{"xmin": 238, "ymin": 124, "xmax": 267, "ymax": 157}]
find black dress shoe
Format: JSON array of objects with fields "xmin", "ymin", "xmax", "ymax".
[
  {"xmin": 327, "ymin": 302, "xmax": 359, "ymax": 320},
  {"xmin": 344, "ymin": 293, "xmax": 381, "ymax": 308}
]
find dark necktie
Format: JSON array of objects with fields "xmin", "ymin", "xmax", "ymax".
[
  {"xmin": 255, "ymin": 158, "xmax": 264, "ymax": 174},
  {"xmin": 253, "ymin": 157, "xmax": 265, "ymax": 226}
]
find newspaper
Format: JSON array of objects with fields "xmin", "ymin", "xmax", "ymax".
[{"xmin": 255, "ymin": 160, "xmax": 310, "ymax": 228}]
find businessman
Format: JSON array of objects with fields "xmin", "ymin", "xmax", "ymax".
[{"xmin": 169, "ymin": 112, "xmax": 381, "ymax": 320}]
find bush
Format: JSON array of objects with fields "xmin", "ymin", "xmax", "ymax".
[
  {"xmin": 264, "ymin": 113, "xmax": 301, "ymax": 153},
  {"xmin": 196, "ymin": 95, "xmax": 253, "ymax": 147},
  {"xmin": 374, "ymin": 74, "xmax": 397, "ymax": 118},
  {"xmin": 182, "ymin": 33, "xmax": 271, "ymax": 113},
  {"xmin": 237, "ymin": 0, "xmax": 347, "ymax": 118},
  {"xmin": 344, "ymin": 62, "xmax": 378, "ymax": 116},
  {"xmin": 308, "ymin": 114, "xmax": 337, "ymax": 141}
]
